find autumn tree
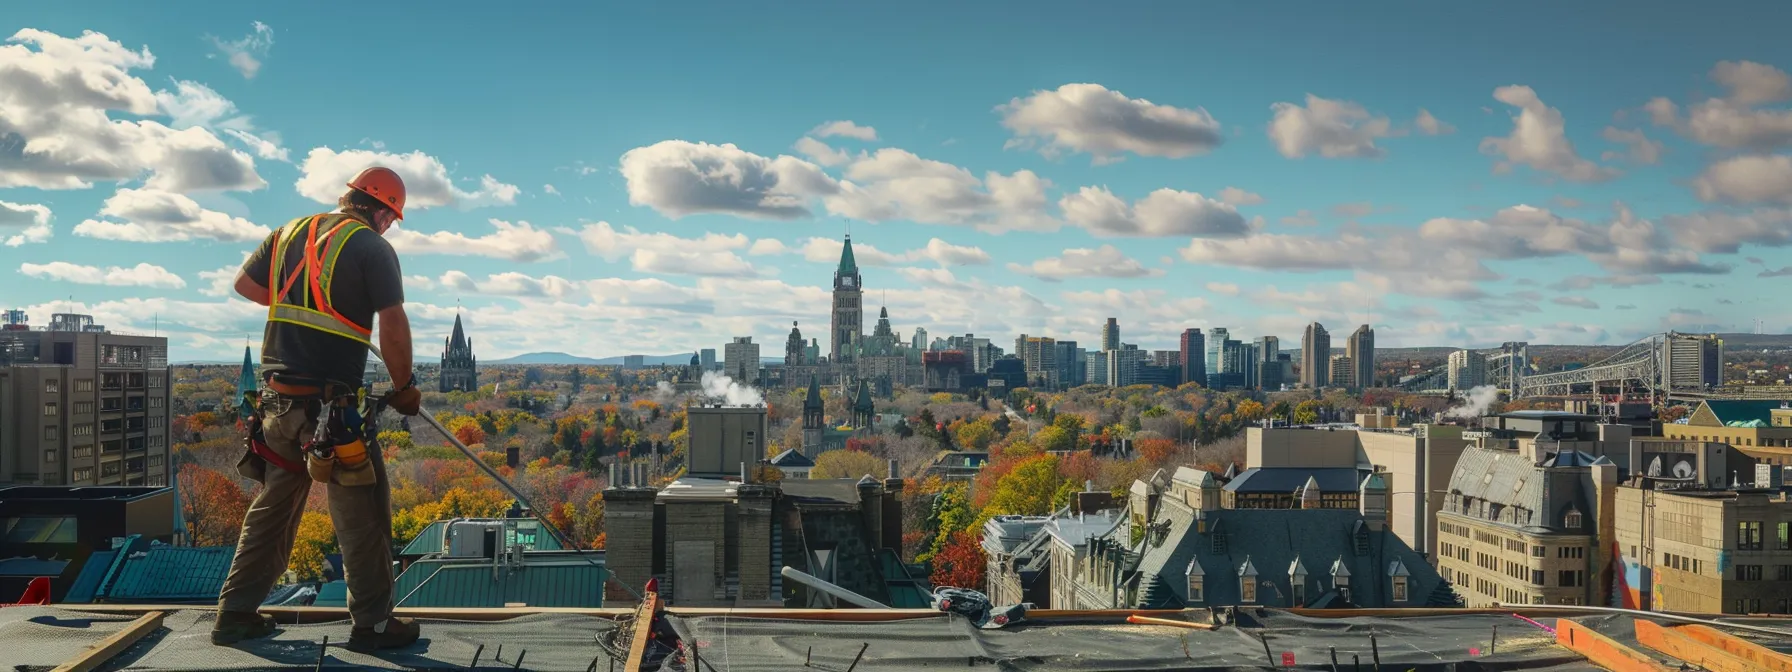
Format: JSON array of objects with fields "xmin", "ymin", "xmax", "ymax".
[
  {"xmin": 1136, "ymin": 437, "xmax": 1179, "ymax": 465},
  {"xmin": 982, "ymin": 453, "xmax": 1066, "ymax": 524},
  {"xmin": 1293, "ymin": 400, "xmax": 1320, "ymax": 425},
  {"xmin": 954, "ymin": 418, "xmax": 997, "ymax": 451},
  {"xmin": 1234, "ymin": 399, "xmax": 1267, "ymax": 422},
  {"xmin": 446, "ymin": 416, "xmax": 486, "ymax": 446},
  {"xmin": 811, "ymin": 448, "xmax": 887, "ymax": 480},
  {"xmin": 928, "ymin": 531, "xmax": 986, "ymax": 590},
  {"xmin": 289, "ymin": 511, "xmax": 338, "ymax": 581},
  {"xmin": 178, "ymin": 464, "xmax": 249, "ymax": 546}
]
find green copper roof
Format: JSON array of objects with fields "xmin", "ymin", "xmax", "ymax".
[
  {"xmin": 393, "ymin": 553, "xmax": 606, "ymax": 608},
  {"xmin": 399, "ymin": 519, "xmax": 564, "ymax": 557},
  {"xmin": 235, "ymin": 346, "xmax": 256, "ymax": 417},
  {"xmin": 838, "ymin": 236, "xmax": 858, "ymax": 275}
]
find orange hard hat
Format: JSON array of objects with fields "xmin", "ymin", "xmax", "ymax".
[{"xmin": 346, "ymin": 166, "xmax": 406, "ymax": 220}]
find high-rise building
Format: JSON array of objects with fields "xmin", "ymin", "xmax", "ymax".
[
  {"xmin": 1018, "ymin": 336, "xmax": 1058, "ymax": 389},
  {"xmin": 1662, "ymin": 332, "xmax": 1723, "ymax": 390},
  {"xmin": 1254, "ymin": 336, "xmax": 1281, "ymax": 390},
  {"xmin": 1101, "ymin": 318, "xmax": 1120, "ymax": 351},
  {"xmin": 1086, "ymin": 349, "xmax": 1107, "ymax": 385},
  {"xmin": 724, "ymin": 337, "xmax": 760, "ymax": 385},
  {"xmin": 0, "ymin": 313, "xmax": 172, "ymax": 487},
  {"xmin": 1106, "ymin": 344, "xmax": 1141, "ymax": 388},
  {"xmin": 1206, "ymin": 327, "xmax": 1229, "ymax": 376},
  {"xmin": 622, "ymin": 355, "xmax": 646, "ymax": 369},
  {"xmin": 829, "ymin": 236, "xmax": 863, "ymax": 376},
  {"xmin": 1053, "ymin": 340, "xmax": 1083, "ymax": 390},
  {"xmin": 439, "ymin": 314, "xmax": 479, "ymax": 393},
  {"xmin": 1447, "ymin": 349, "xmax": 1486, "ymax": 390},
  {"xmin": 700, "ymin": 348, "xmax": 717, "ymax": 371},
  {"xmin": 1179, "ymin": 329, "xmax": 1206, "ymax": 387},
  {"xmin": 1217, "ymin": 339, "xmax": 1255, "ymax": 390},
  {"xmin": 785, "ymin": 322, "xmax": 806, "ymax": 366},
  {"xmin": 1329, "ymin": 354, "xmax": 1354, "ymax": 389},
  {"xmin": 1301, "ymin": 322, "xmax": 1331, "ymax": 388},
  {"xmin": 1347, "ymin": 324, "xmax": 1375, "ymax": 390},
  {"xmin": 911, "ymin": 327, "xmax": 928, "ymax": 352}
]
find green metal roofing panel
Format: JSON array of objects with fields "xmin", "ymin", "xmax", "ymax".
[
  {"xmin": 61, "ymin": 550, "xmax": 115, "ymax": 603},
  {"xmin": 103, "ymin": 545, "xmax": 236, "ymax": 602},
  {"xmin": 400, "ymin": 520, "xmax": 564, "ymax": 558},
  {"xmin": 393, "ymin": 556, "xmax": 606, "ymax": 608},
  {"xmin": 1701, "ymin": 400, "xmax": 1785, "ymax": 425},
  {"xmin": 314, "ymin": 580, "xmax": 348, "ymax": 607}
]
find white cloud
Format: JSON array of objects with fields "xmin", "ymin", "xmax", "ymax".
[
  {"xmin": 1480, "ymin": 85, "xmax": 1618, "ymax": 182},
  {"xmin": 798, "ymin": 236, "xmax": 990, "ymax": 267},
  {"xmin": 1600, "ymin": 127, "xmax": 1662, "ymax": 165},
  {"xmin": 198, "ymin": 266, "xmax": 237, "ymax": 297},
  {"xmin": 1675, "ymin": 61, "xmax": 1792, "ymax": 150},
  {"xmin": 997, "ymin": 83, "xmax": 1223, "ymax": 162},
  {"xmin": 543, "ymin": 184, "xmax": 559, "ymax": 196},
  {"xmin": 1551, "ymin": 296, "xmax": 1599, "ymax": 309},
  {"xmin": 576, "ymin": 221, "xmax": 761, "ymax": 277},
  {"xmin": 1267, "ymin": 94, "xmax": 1397, "ymax": 159},
  {"xmin": 1206, "ymin": 282, "xmax": 1239, "ymax": 295},
  {"xmin": 73, "ymin": 188, "xmax": 268, "ymax": 242},
  {"xmin": 913, "ymin": 238, "xmax": 991, "ymax": 266},
  {"xmin": 438, "ymin": 270, "xmax": 582, "ymax": 299},
  {"xmin": 1415, "ymin": 109, "xmax": 1455, "ymax": 135},
  {"xmin": 208, "ymin": 21, "xmax": 273, "ymax": 79},
  {"xmin": 619, "ymin": 140, "xmax": 837, "ymax": 220},
  {"xmin": 0, "ymin": 29, "xmax": 265, "ymax": 192},
  {"xmin": 1280, "ymin": 209, "xmax": 1318, "ymax": 227},
  {"xmin": 296, "ymin": 147, "xmax": 520, "ymax": 211},
  {"xmin": 1059, "ymin": 186, "xmax": 1249, "ymax": 237},
  {"xmin": 223, "ymin": 129, "xmax": 288, "ymax": 162},
  {"xmin": 824, "ymin": 149, "xmax": 1057, "ymax": 232},
  {"xmin": 793, "ymin": 137, "xmax": 852, "ymax": 167},
  {"xmin": 1007, "ymin": 245, "xmax": 1161, "ymax": 281},
  {"xmin": 155, "ymin": 79, "xmax": 244, "ymax": 130},
  {"xmin": 1661, "ymin": 208, "xmax": 1792, "ymax": 253},
  {"xmin": 809, "ymin": 120, "xmax": 877, "ymax": 141},
  {"xmin": 1218, "ymin": 187, "xmax": 1264, "ymax": 206},
  {"xmin": 747, "ymin": 238, "xmax": 787, "ymax": 256},
  {"xmin": 20, "ymin": 261, "xmax": 185, "ymax": 288},
  {"xmin": 1691, "ymin": 154, "xmax": 1792, "ymax": 205},
  {"xmin": 0, "ymin": 200, "xmax": 52, "ymax": 246},
  {"xmin": 386, "ymin": 219, "xmax": 559, "ymax": 262}
]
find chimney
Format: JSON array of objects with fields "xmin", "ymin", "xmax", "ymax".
[{"xmin": 1591, "ymin": 460, "xmax": 1619, "ymax": 607}]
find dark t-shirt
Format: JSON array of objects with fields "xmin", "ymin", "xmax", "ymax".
[{"xmin": 243, "ymin": 213, "xmax": 404, "ymax": 387}]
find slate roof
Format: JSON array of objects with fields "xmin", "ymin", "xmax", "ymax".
[
  {"xmin": 981, "ymin": 516, "xmax": 1050, "ymax": 557},
  {"xmin": 769, "ymin": 448, "xmax": 815, "ymax": 468},
  {"xmin": 1129, "ymin": 500, "xmax": 1450, "ymax": 609},
  {"xmin": 63, "ymin": 535, "xmax": 233, "ymax": 603},
  {"xmin": 1443, "ymin": 445, "xmax": 1598, "ymax": 534},
  {"xmin": 1042, "ymin": 510, "xmax": 1123, "ymax": 550},
  {"xmin": 1222, "ymin": 467, "xmax": 1364, "ymax": 494},
  {"xmin": 399, "ymin": 518, "xmax": 564, "ymax": 558},
  {"xmin": 392, "ymin": 551, "xmax": 608, "ymax": 608}
]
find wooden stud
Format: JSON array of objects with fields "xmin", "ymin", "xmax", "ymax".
[
  {"xmin": 1634, "ymin": 621, "xmax": 1761, "ymax": 672},
  {"xmin": 1554, "ymin": 618, "xmax": 1674, "ymax": 672},
  {"xmin": 623, "ymin": 589, "xmax": 661, "ymax": 672},
  {"xmin": 1669, "ymin": 623, "xmax": 1792, "ymax": 672},
  {"xmin": 1125, "ymin": 614, "xmax": 1217, "ymax": 630},
  {"xmin": 51, "ymin": 611, "xmax": 164, "ymax": 672}
]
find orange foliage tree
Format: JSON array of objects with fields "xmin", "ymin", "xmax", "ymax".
[
  {"xmin": 177, "ymin": 464, "xmax": 249, "ymax": 546},
  {"xmin": 929, "ymin": 531, "xmax": 986, "ymax": 590},
  {"xmin": 1136, "ymin": 437, "xmax": 1179, "ymax": 465}
]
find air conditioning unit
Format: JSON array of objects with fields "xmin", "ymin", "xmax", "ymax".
[{"xmin": 445, "ymin": 519, "xmax": 505, "ymax": 558}]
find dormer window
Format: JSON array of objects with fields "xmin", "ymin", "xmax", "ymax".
[
  {"xmin": 1393, "ymin": 576, "xmax": 1409, "ymax": 601},
  {"xmin": 1238, "ymin": 557, "xmax": 1258, "ymax": 604},
  {"xmin": 1563, "ymin": 508, "xmax": 1583, "ymax": 529},
  {"xmin": 1185, "ymin": 559, "xmax": 1205, "ymax": 604}
]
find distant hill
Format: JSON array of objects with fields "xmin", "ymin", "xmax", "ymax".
[{"xmin": 484, "ymin": 352, "xmax": 789, "ymax": 366}]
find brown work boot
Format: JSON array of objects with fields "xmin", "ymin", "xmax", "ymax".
[
  {"xmin": 347, "ymin": 616, "xmax": 420, "ymax": 652},
  {"xmin": 211, "ymin": 610, "xmax": 277, "ymax": 645}
]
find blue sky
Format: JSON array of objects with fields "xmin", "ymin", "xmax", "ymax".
[{"xmin": 4, "ymin": 2, "xmax": 1792, "ymax": 362}]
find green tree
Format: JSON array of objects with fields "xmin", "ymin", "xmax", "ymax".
[
  {"xmin": 955, "ymin": 419, "xmax": 997, "ymax": 451},
  {"xmin": 811, "ymin": 449, "xmax": 887, "ymax": 480},
  {"xmin": 981, "ymin": 453, "xmax": 1066, "ymax": 526},
  {"xmin": 1293, "ymin": 400, "xmax": 1320, "ymax": 425}
]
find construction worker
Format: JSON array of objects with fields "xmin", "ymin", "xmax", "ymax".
[{"xmin": 212, "ymin": 166, "xmax": 424, "ymax": 651}]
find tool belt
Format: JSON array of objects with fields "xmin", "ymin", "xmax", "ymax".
[{"xmin": 244, "ymin": 373, "xmax": 378, "ymax": 487}]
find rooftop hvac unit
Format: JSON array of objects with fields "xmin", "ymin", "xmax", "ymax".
[{"xmin": 444, "ymin": 519, "xmax": 505, "ymax": 558}]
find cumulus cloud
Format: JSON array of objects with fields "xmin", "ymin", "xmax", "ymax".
[
  {"xmin": 223, "ymin": 129, "xmax": 288, "ymax": 162},
  {"xmin": 824, "ymin": 149, "xmax": 1057, "ymax": 232},
  {"xmin": 793, "ymin": 137, "xmax": 852, "ymax": 167},
  {"xmin": 73, "ymin": 188, "xmax": 268, "ymax": 242},
  {"xmin": 997, "ymin": 83, "xmax": 1223, "ymax": 162},
  {"xmin": 1059, "ymin": 186, "xmax": 1249, "ymax": 237},
  {"xmin": 809, "ymin": 120, "xmax": 877, "ymax": 141},
  {"xmin": 1206, "ymin": 282, "xmax": 1239, "ymax": 295},
  {"xmin": 1661, "ymin": 207, "xmax": 1792, "ymax": 253},
  {"xmin": 386, "ymin": 219, "xmax": 559, "ymax": 262},
  {"xmin": 1480, "ymin": 85, "xmax": 1619, "ymax": 182},
  {"xmin": 1, "ymin": 200, "xmax": 52, "ymax": 246},
  {"xmin": 799, "ymin": 237, "xmax": 990, "ymax": 267},
  {"xmin": 1280, "ymin": 210, "xmax": 1318, "ymax": 227},
  {"xmin": 297, "ymin": 147, "xmax": 519, "ymax": 211},
  {"xmin": 576, "ymin": 221, "xmax": 761, "ymax": 277},
  {"xmin": 1415, "ymin": 109, "xmax": 1455, "ymax": 135},
  {"xmin": 1690, "ymin": 154, "xmax": 1792, "ymax": 205},
  {"xmin": 207, "ymin": 21, "xmax": 273, "ymax": 79},
  {"xmin": 1218, "ymin": 187, "xmax": 1264, "ymax": 206},
  {"xmin": 1600, "ymin": 127, "xmax": 1662, "ymax": 165},
  {"xmin": 438, "ymin": 270, "xmax": 582, "ymax": 299},
  {"xmin": 1267, "ymin": 95, "xmax": 1397, "ymax": 158},
  {"xmin": 1550, "ymin": 296, "xmax": 1599, "ymax": 309},
  {"xmin": 20, "ymin": 261, "xmax": 185, "ymax": 288},
  {"xmin": 1670, "ymin": 61, "xmax": 1792, "ymax": 150},
  {"xmin": 619, "ymin": 140, "xmax": 837, "ymax": 220},
  {"xmin": 543, "ymin": 184, "xmax": 559, "ymax": 196},
  {"xmin": 0, "ymin": 29, "xmax": 265, "ymax": 191},
  {"xmin": 1006, "ymin": 245, "xmax": 1162, "ymax": 281}
]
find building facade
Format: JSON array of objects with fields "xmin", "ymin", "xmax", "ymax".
[
  {"xmin": 0, "ymin": 315, "xmax": 172, "ymax": 487},
  {"xmin": 1100, "ymin": 318, "xmax": 1119, "ymax": 352},
  {"xmin": 1447, "ymin": 349, "xmax": 1486, "ymax": 391},
  {"xmin": 1347, "ymin": 324, "xmax": 1375, "ymax": 390},
  {"xmin": 1614, "ymin": 484, "xmax": 1792, "ymax": 615},
  {"xmin": 724, "ymin": 337, "xmax": 760, "ymax": 385},
  {"xmin": 1179, "ymin": 329, "xmax": 1206, "ymax": 388},
  {"xmin": 439, "ymin": 314, "xmax": 478, "ymax": 393},
  {"xmin": 1301, "ymin": 322, "xmax": 1330, "ymax": 388},
  {"xmin": 1660, "ymin": 400, "xmax": 1792, "ymax": 466},
  {"xmin": 1662, "ymin": 332, "xmax": 1723, "ymax": 390},
  {"xmin": 830, "ymin": 236, "xmax": 863, "ymax": 379}
]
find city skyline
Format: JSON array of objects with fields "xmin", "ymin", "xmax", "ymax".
[{"xmin": 5, "ymin": 4, "xmax": 1792, "ymax": 362}]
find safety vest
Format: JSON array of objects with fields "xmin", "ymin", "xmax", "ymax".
[{"xmin": 266, "ymin": 213, "xmax": 374, "ymax": 345}]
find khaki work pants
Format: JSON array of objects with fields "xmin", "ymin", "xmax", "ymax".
[{"xmin": 217, "ymin": 390, "xmax": 394, "ymax": 628}]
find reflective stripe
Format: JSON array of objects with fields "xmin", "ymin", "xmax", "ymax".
[
  {"xmin": 270, "ymin": 306, "xmax": 373, "ymax": 345},
  {"xmin": 265, "ymin": 213, "xmax": 374, "ymax": 343}
]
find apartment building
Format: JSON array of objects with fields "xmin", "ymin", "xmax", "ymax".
[
  {"xmin": 0, "ymin": 315, "xmax": 171, "ymax": 487},
  {"xmin": 1613, "ymin": 478, "xmax": 1792, "ymax": 615}
]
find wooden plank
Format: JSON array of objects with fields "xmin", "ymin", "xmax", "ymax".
[
  {"xmin": 624, "ymin": 590, "xmax": 661, "ymax": 672},
  {"xmin": 1554, "ymin": 618, "xmax": 1674, "ymax": 672},
  {"xmin": 1126, "ymin": 614, "xmax": 1218, "ymax": 630},
  {"xmin": 1634, "ymin": 620, "xmax": 1755, "ymax": 672},
  {"xmin": 51, "ymin": 611, "xmax": 164, "ymax": 672},
  {"xmin": 1671, "ymin": 623, "xmax": 1792, "ymax": 672}
]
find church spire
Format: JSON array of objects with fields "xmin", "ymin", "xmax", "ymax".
[
  {"xmin": 837, "ymin": 234, "xmax": 858, "ymax": 276},
  {"xmin": 449, "ymin": 313, "xmax": 467, "ymax": 350}
]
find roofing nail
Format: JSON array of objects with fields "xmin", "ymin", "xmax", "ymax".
[
  {"xmin": 846, "ymin": 643, "xmax": 869, "ymax": 672},
  {"xmin": 1370, "ymin": 633, "xmax": 1381, "ymax": 671},
  {"xmin": 471, "ymin": 643, "xmax": 485, "ymax": 668},
  {"xmin": 512, "ymin": 650, "xmax": 525, "ymax": 669},
  {"xmin": 315, "ymin": 635, "xmax": 329, "ymax": 671}
]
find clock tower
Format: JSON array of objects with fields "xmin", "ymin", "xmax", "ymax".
[{"xmin": 829, "ymin": 235, "xmax": 863, "ymax": 380}]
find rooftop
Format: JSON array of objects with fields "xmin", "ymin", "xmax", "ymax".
[{"xmin": 1222, "ymin": 467, "xmax": 1364, "ymax": 494}]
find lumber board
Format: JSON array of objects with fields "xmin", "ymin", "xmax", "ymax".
[
  {"xmin": 1555, "ymin": 618, "xmax": 1674, "ymax": 672},
  {"xmin": 624, "ymin": 590, "xmax": 661, "ymax": 672},
  {"xmin": 1635, "ymin": 620, "xmax": 1754, "ymax": 672},
  {"xmin": 1126, "ymin": 614, "xmax": 1218, "ymax": 630},
  {"xmin": 1671, "ymin": 623, "xmax": 1792, "ymax": 672},
  {"xmin": 51, "ymin": 611, "xmax": 164, "ymax": 672}
]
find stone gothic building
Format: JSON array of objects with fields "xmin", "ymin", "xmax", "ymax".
[{"xmin": 439, "ymin": 314, "xmax": 478, "ymax": 393}]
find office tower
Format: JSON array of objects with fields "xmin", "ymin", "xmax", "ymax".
[
  {"xmin": 0, "ymin": 313, "xmax": 172, "ymax": 487},
  {"xmin": 1179, "ymin": 329, "xmax": 1206, "ymax": 387},
  {"xmin": 1018, "ymin": 336, "xmax": 1058, "ymax": 389},
  {"xmin": 1254, "ymin": 336, "xmax": 1281, "ymax": 389},
  {"xmin": 785, "ymin": 322, "xmax": 806, "ymax": 366},
  {"xmin": 1302, "ymin": 322, "xmax": 1330, "ymax": 388},
  {"xmin": 1206, "ymin": 327, "xmax": 1230, "ymax": 376},
  {"xmin": 439, "ymin": 314, "xmax": 478, "ymax": 393},
  {"xmin": 700, "ymin": 348, "xmax": 717, "ymax": 371},
  {"xmin": 1106, "ymin": 344, "xmax": 1141, "ymax": 387},
  {"xmin": 1086, "ymin": 350, "xmax": 1107, "ymax": 385},
  {"xmin": 1662, "ymin": 332, "xmax": 1723, "ymax": 389},
  {"xmin": 830, "ymin": 236, "xmax": 863, "ymax": 373},
  {"xmin": 1347, "ymin": 324, "xmax": 1375, "ymax": 390},
  {"xmin": 1329, "ymin": 354, "xmax": 1353, "ymax": 389},
  {"xmin": 1446, "ymin": 349, "xmax": 1486, "ymax": 390},
  {"xmin": 724, "ymin": 337, "xmax": 760, "ymax": 385},
  {"xmin": 911, "ymin": 327, "xmax": 928, "ymax": 352},
  {"xmin": 1054, "ymin": 340, "xmax": 1083, "ymax": 390},
  {"xmin": 1101, "ymin": 318, "xmax": 1120, "ymax": 351}
]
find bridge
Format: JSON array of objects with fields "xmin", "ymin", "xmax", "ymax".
[{"xmin": 1399, "ymin": 332, "xmax": 1788, "ymax": 402}]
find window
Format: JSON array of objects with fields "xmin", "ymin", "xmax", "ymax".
[
  {"xmin": 72, "ymin": 467, "xmax": 93, "ymax": 482},
  {"xmin": 73, "ymin": 401, "xmax": 93, "ymax": 415},
  {"xmin": 1557, "ymin": 546, "xmax": 1584, "ymax": 559},
  {"xmin": 1563, "ymin": 509, "xmax": 1582, "ymax": 528},
  {"xmin": 1739, "ymin": 521, "xmax": 1764, "ymax": 551},
  {"xmin": 1291, "ymin": 578, "xmax": 1306, "ymax": 606},
  {"xmin": 1558, "ymin": 570, "xmax": 1584, "ymax": 587},
  {"xmin": 1735, "ymin": 599, "xmax": 1762, "ymax": 614},
  {"xmin": 44, "ymin": 449, "xmax": 56, "ymax": 463},
  {"xmin": 72, "ymin": 446, "xmax": 92, "ymax": 459},
  {"xmin": 1778, "ymin": 522, "xmax": 1789, "ymax": 551},
  {"xmin": 1335, "ymin": 576, "xmax": 1350, "ymax": 602},
  {"xmin": 149, "ymin": 397, "xmax": 163, "ymax": 409},
  {"xmin": 1187, "ymin": 575, "xmax": 1204, "ymax": 603},
  {"xmin": 1776, "ymin": 565, "xmax": 1792, "ymax": 581},
  {"xmin": 43, "ymin": 402, "xmax": 58, "ymax": 417},
  {"xmin": 1, "ymin": 516, "xmax": 78, "ymax": 543},
  {"xmin": 1240, "ymin": 578, "xmax": 1256, "ymax": 603},
  {"xmin": 1693, "ymin": 559, "xmax": 1701, "ymax": 575},
  {"xmin": 1392, "ymin": 576, "xmax": 1408, "ymax": 602},
  {"xmin": 1531, "ymin": 545, "xmax": 1545, "ymax": 557},
  {"xmin": 148, "ymin": 374, "xmax": 163, "ymax": 389},
  {"xmin": 1532, "ymin": 569, "xmax": 1544, "ymax": 585},
  {"xmin": 44, "ymin": 379, "xmax": 59, "ymax": 393},
  {"xmin": 75, "ymin": 379, "xmax": 92, "ymax": 392},
  {"xmin": 1736, "ymin": 565, "xmax": 1762, "ymax": 581}
]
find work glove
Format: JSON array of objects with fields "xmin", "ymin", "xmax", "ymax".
[{"xmin": 389, "ymin": 377, "xmax": 422, "ymax": 416}]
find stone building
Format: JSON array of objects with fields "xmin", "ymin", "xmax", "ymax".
[
  {"xmin": 439, "ymin": 314, "xmax": 478, "ymax": 393},
  {"xmin": 1659, "ymin": 400, "xmax": 1792, "ymax": 466}
]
